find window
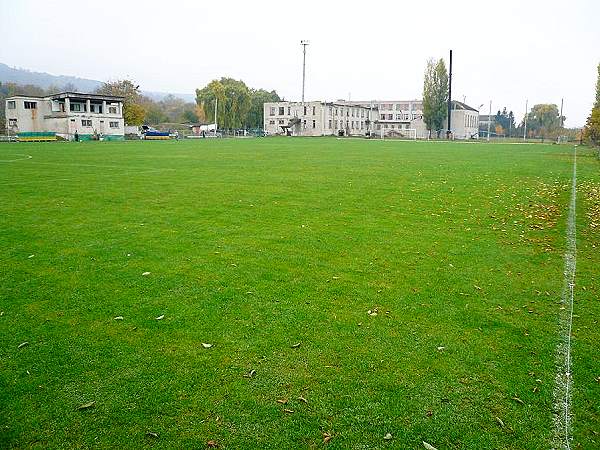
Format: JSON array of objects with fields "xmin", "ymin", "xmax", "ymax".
[
  {"xmin": 24, "ymin": 101, "xmax": 37, "ymax": 109},
  {"xmin": 380, "ymin": 114, "xmax": 386, "ymax": 120},
  {"xmin": 387, "ymin": 114, "xmax": 393, "ymax": 120},
  {"xmin": 109, "ymin": 121, "xmax": 119, "ymax": 128},
  {"xmin": 269, "ymin": 107, "xmax": 276, "ymax": 116},
  {"xmin": 312, "ymin": 120, "xmax": 316, "ymax": 129},
  {"xmin": 279, "ymin": 107, "xmax": 285, "ymax": 115},
  {"xmin": 7, "ymin": 100, "xmax": 16, "ymax": 109},
  {"xmin": 303, "ymin": 119, "xmax": 307, "ymax": 129},
  {"xmin": 90, "ymin": 104, "xmax": 102, "ymax": 113},
  {"xmin": 288, "ymin": 107, "xmax": 291, "ymax": 115},
  {"xmin": 303, "ymin": 106, "xmax": 307, "ymax": 115},
  {"xmin": 269, "ymin": 120, "xmax": 275, "ymax": 125},
  {"xmin": 8, "ymin": 118, "xmax": 17, "ymax": 127},
  {"xmin": 108, "ymin": 106, "xmax": 117, "ymax": 114},
  {"xmin": 278, "ymin": 119, "xmax": 285, "ymax": 124},
  {"xmin": 82, "ymin": 119, "xmax": 92, "ymax": 127},
  {"xmin": 70, "ymin": 103, "xmax": 81, "ymax": 112},
  {"xmin": 328, "ymin": 120, "xmax": 332, "ymax": 129},
  {"xmin": 312, "ymin": 106, "xmax": 316, "ymax": 115}
]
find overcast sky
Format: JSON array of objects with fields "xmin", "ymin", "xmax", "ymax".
[{"xmin": 1, "ymin": 0, "xmax": 598, "ymax": 126}]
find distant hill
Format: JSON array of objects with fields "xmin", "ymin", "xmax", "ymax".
[{"xmin": 0, "ymin": 62, "xmax": 195, "ymax": 102}]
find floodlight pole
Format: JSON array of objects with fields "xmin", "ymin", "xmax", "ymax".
[
  {"xmin": 301, "ymin": 40, "xmax": 309, "ymax": 105},
  {"xmin": 523, "ymin": 99, "xmax": 528, "ymax": 141}
]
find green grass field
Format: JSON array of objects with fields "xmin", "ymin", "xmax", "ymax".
[{"xmin": 1, "ymin": 138, "xmax": 599, "ymax": 449}]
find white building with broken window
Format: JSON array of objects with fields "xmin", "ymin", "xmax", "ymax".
[
  {"xmin": 263, "ymin": 101, "xmax": 379, "ymax": 137},
  {"xmin": 5, "ymin": 92, "xmax": 125, "ymax": 141}
]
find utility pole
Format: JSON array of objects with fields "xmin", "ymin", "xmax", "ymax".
[
  {"xmin": 523, "ymin": 99, "xmax": 528, "ymax": 141},
  {"xmin": 447, "ymin": 49, "xmax": 453, "ymax": 138},
  {"xmin": 487, "ymin": 100, "xmax": 492, "ymax": 142},
  {"xmin": 301, "ymin": 40, "xmax": 309, "ymax": 105},
  {"xmin": 558, "ymin": 98, "xmax": 564, "ymax": 143}
]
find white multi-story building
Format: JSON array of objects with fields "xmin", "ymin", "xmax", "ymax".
[
  {"xmin": 5, "ymin": 91, "xmax": 125, "ymax": 141},
  {"xmin": 264, "ymin": 101, "xmax": 379, "ymax": 137},
  {"xmin": 345, "ymin": 99, "xmax": 480, "ymax": 139}
]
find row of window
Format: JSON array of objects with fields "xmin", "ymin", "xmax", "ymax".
[
  {"xmin": 7, "ymin": 118, "xmax": 120, "ymax": 129},
  {"xmin": 268, "ymin": 119, "xmax": 369, "ymax": 131},
  {"xmin": 77, "ymin": 119, "xmax": 119, "ymax": 128},
  {"xmin": 379, "ymin": 113, "xmax": 423, "ymax": 121},
  {"xmin": 269, "ymin": 105, "xmax": 372, "ymax": 119},
  {"xmin": 464, "ymin": 114, "xmax": 478, "ymax": 128},
  {"xmin": 6, "ymin": 100, "xmax": 119, "ymax": 114},
  {"xmin": 378, "ymin": 103, "xmax": 415, "ymax": 111}
]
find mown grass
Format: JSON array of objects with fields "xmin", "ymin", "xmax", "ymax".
[{"xmin": 0, "ymin": 138, "xmax": 597, "ymax": 449}]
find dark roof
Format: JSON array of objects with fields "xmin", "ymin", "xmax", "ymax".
[
  {"xmin": 49, "ymin": 91, "xmax": 124, "ymax": 101},
  {"xmin": 451, "ymin": 101, "xmax": 478, "ymax": 111}
]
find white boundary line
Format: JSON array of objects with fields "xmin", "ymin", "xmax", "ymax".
[
  {"xmin": 552, "ymin": 146, "xmax": 577, "ymax": 450},
  {"xmin": 0, "ymin": 154, "xmax": 32, "ymax": 162}
]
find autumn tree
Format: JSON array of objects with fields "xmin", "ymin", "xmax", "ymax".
[
  {"xmin": 523, "ymin": 104, "xmax": 564, "ymax": 140},
  {"xmin": 422, "ymin": 58, "xmax": 448, "ymax": 138},
  {"xmin": 247, "ymin": 89, "xmax": 281, "ymax": 129},
  {"xmin": 96, "ymin": 79, "xmax": 146, "ymax": 125},
  {"xmin": 196, "ymin": 78, "xmax": 281, "ymax": 130},
  {"xmin": 584, "ymin": 63, "xmax": 600, "ymax": 146}
]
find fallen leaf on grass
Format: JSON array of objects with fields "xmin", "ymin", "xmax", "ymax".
[
  {"xmin": 496, "ymin": 416, "xmax": 505, "ymax": 428},
  {"xmin": 276, "ymin": 398, "xmax": 288, "ymax": 404},
  {"xmin": 283, "ymin": 408, "xmax": 294, "ymax": 414},
  {"xmin": 142, "ymin": 272, "xmax": 151, "ymax": 276},
  {"xmin": 28, "ymin": 254, "xmax": 35, "ymax": 258},
  {"xmin": 297, "ymin": 396, "xmax": 308, "ymax": 404},
  {"xmin": 384, "ymin": 432, "xmax": 393, "ymax": 440},
  {"xmin": 18, "ymin": 342, "xmax": 29, "ymax": 349},
  {"xmin": 114, "ymin": 316, "xmax": 124, "ymax": 321},
  {"xmin": 77, "ymin": 401, "xmax": 95, "ymax": 410},
  {"xmin": 155, "ymin": 315, "xmax": 164, "ymax": 320},
  {"xmin": 291, "ymin": 342, "xmax": 301, "ymax": 348},
  {"xmin": 474, "ymin": 285, "xmax": 482, "ymax": 290},
  {"xmin": 201, "ymin": 343, "xmax": 213, "ymax": 348},
  {"xmin": 145, "ymin": 431, "xmax": 158, "ymax": 438},
  {"xmin": 207, "ymin": 440, "xmax": 218, "ymax": 448},
  {"xmin": 422, "ymin": 441, "xmax": 438, "ymax": 450},
  {"xmin": 512, "ymin": 396, "xmax": 525, "ymax": 405},
  {"xmin": 244, "ymin": 369, "xmax": 256, "ymax": 378},
  {"xmin": 436, "ymin": 346, "xmax": 445, "ymax": 351},
  {"xmin": 323, "ymin": 432, "xmax": 332, "ymax": 444}
]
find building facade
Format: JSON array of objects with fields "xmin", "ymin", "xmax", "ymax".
[
  {"xmin": 263, "ymin": 101, "xmax": 379, "ymax": 137},
  {"xmin": 5, "ymin": 92, "xmax": 125, "ymax": 140},
  {"xmin": 343, "ymin": 100, "xmax": 480, "ymax": 139}
]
